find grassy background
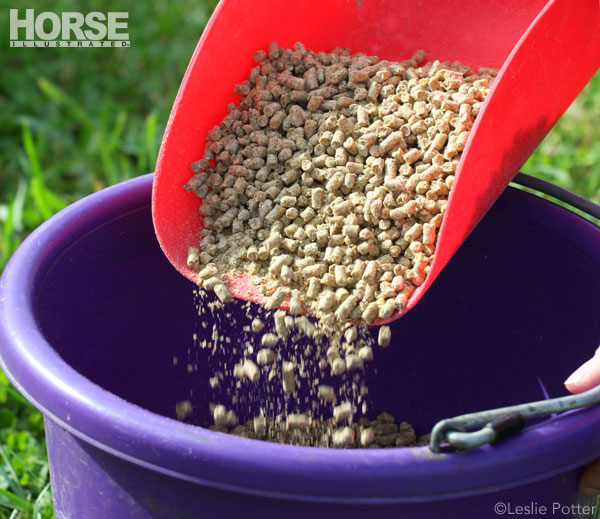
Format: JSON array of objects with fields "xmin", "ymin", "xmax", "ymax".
[
  {"xmin": 0, "ymin": 1, "xmax": 598, "ymax": 516},
  {"xmin": 1, "ymin": 2, "xmax": 219, "ymax": 516}
]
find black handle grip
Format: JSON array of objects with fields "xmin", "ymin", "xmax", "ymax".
[{"xmin": 490, "ymin": 412, "xmax": 526, "ymax": 443}]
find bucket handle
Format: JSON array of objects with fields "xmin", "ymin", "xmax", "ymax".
[
  {"xmin": 512, "ymin": 172, "xmax": 600, "ymax": 220},
  {"xmin": 430, "ymin": 173, "xmax": 600, "ymax": 453}
]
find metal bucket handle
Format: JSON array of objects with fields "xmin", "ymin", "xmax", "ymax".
[{"xmin": 430, "ymin": 173, "xmax": 600, "ymax": 453}]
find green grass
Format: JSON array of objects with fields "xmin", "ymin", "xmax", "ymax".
[
  {"xmin": 0, "ymin": 0, "xmax": 219, "ymax": 271},
  {"xmin": 0, "ymin": 371, "xmax": 51, "ymax": 519},
  {"xmin": 0, "ymin": 1, "xmax": 218, "ymax": 516},
  {"xmin": 0, "ymin": 2, "xmax": 598, "ymax": 515}
]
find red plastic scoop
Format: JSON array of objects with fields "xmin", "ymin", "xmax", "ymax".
[{"xmin": 153, "ymin": 0, "xmax": 600, "ymax": 322}]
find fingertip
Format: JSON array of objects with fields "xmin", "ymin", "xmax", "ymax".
[
  {"xmin": 565, "ymin": 381, "xmax": 582, "ymax": 394},
  {"xmin": 565, "ymin": 356, "xmax": 600, "ymax": 394}
]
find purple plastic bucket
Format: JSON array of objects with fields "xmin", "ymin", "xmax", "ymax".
[{"xmin": 1, "ymin": 173, "xmax": 600, "ymax": 518}]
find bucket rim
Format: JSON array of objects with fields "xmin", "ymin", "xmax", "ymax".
[{"xmin": 1, "ymin": 173, "xmax": 600, "ymax": 503}]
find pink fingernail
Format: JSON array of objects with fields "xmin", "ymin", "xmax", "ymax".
[{"xmin": 564, "ymin": 358, "xmax": 593, "ymax": 386}]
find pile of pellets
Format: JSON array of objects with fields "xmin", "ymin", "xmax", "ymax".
[
  {"xmin": 186, "ymin": 41, "xmax": 493, "ymax": 324},
  {"xmin": 182, "ymin": 42, "xmax": 494, "ymax": 446},
  {"xmin": 208, "ymin": 408, "xmax": 430, "ymax": 449}
]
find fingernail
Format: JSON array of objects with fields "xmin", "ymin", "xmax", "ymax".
[
  {"xmin": 564, "ymin": 358, "xmax": 593, "ymax": 386},
  {"xmin": 580, "ymin": 486, "xmax": 600, "ymax": 497}
]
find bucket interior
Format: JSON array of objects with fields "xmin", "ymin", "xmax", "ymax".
[{"xmin": 33, "ymin": 183, "xmax": 600, "ymax": 436}]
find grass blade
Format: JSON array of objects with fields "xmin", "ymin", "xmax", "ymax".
[
  {"xmin": 32, "ymin": 482, "xmax": 51, "ymax": 519},
  {"xmin": 37, "ymin": 77, "xmax": 91, "ymax": 127},
  {"xmin": 0, "ymin": 445, "xmax": 26, "ymax": 500},
  {"xmin": 5, "ymin": 447, "xmax": 46, "ymax": 487},
  {"xmin": 99, "ymin": 145, "xmax": 119, "ymax": 186},
  {"xmin": 0, "ymin": 488, "xmax": 32, "ymax": 513},
  {"xmin": 20, "ymin": 124, "xmax": 67, "ymax": 221},
  {"xmin": 145, "ymin": 110, "xmax": 159, "ymax": 169},
  {"xmin": 21, "ymin": 125, "xmax": 52, "ymax": 221},
  {"xmin": 20, "ymin": 125, "xmax": 43, "ymax": 181},
  {"xmin": 109, "ymin": 112, "xmax": 128, "ymax": 151},
  {"xmin": 10, "ymin": 179, "xmax": 27, "ymax": 234},
  {"xmin": 1, "ymin": 201, "xmax": 15, "ymax": 265}
]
